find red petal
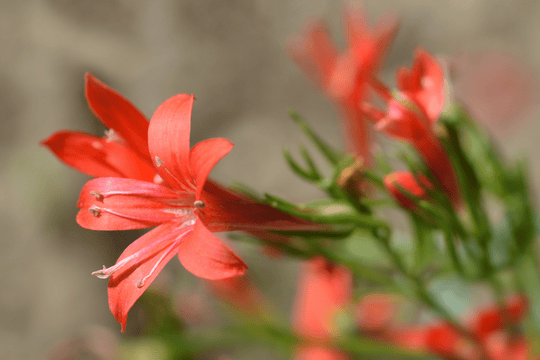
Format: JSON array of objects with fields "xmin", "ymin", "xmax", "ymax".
[
  {"xmin": 189, "ymin": 138, "xmax": 233, "ymax": 200},
  {"xmin": 77, "ymin": 177, "xmax": 191, "ymax": 230},
  {"xmin": 41, "ymin": 131, "xmax": 156, "ymax": 181},
  {"xmin": 396, "ymin": 49, "xmax": 444, "ymax": 123},
  {"xmin": 286, "ymin": 21, "xmax": 338, "ymax": 89},
  {"xmin": 85, "ymin": 73, "xmax": 151, "ymax": 161},
  {"xmin": 178, "ymin": 219, "xmax": 247, "ymax": 280},
  {"xmin": 106, "ymin": 222, "xmax": 192, "ymax": 331},
  {"xmin": 375, "ymin": 100, "xmax": 429, "ymax": 142},
  {"xmin": 342, "ymin": 2, "xmax": 368, "ymax": 48},
  {"xmin": 148, "ymin": 94, "xmax": 195, "ymax": 192}
]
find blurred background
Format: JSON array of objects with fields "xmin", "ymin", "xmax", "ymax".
[{"xmin": 2, "ymin": 0, "xmax": 539, "ymax": 358}]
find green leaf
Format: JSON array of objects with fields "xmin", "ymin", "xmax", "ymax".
[
  {"xmin": 288, "ymin": 109, "xmax": 343, "ymax": 165},
  {"xmin": 283, "ymin": 147, "xmax": 320, "ymax": 181}
]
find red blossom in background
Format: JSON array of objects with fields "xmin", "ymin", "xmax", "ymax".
[
  {"xmin": 362, "ymin": 48, "xmax": 461, "ymax": 205},
  {"xmin": 391, "ymin": 294, "xmax": 530, "ymax": 360},
  {"xmin": 355, "ymin": 293, "xmax": 396, "ymax": 335},
  {"xmin": 287, "ymin": 2, "xmax": 399, "ymax": 164},
  {"xmin": 292, "ymin": 257, "xmax": 352, "ymax": 360}
]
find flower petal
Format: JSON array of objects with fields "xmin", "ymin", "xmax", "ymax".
[
  {"xmin": 189, "ymin": 138, "xmax": 233, "ymax": 200},
  {"xmin": 148, "ymin": 94, "xmax": 195, "ymax": 192},
  {"xmin": 286, "ymin": 21, "xmax": 338, "ymax": 89},
  {"xmin": 178, "ymin": 219, "xmax": 247, "ymax": 280},
  {"xmin": 106, "ymin": 222, "xmax": 193, "ymax": 331},
  {"xmin": 85, "ymin": 73, "xmax": 151, "ymax": 161},
  {"xmin": 41, "ymin": 131, "xmax": 156, "ymax": 181},
  {"xmin": 77, "ymin": 177, "xmax": 193, "ymax": 230},
  {"xmin": 396, "ymin": 49, "xmax": 444, "ymax": 123}
]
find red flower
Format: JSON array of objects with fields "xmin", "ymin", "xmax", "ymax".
[
  {"xmin": 287, "ymin": 3, "xmax": 399, "ymax": 163},
  {"xmin": 44, "ymin": 75, "xmax": 321, "ymax": 331},
  {"xmin": 355, "ymin": 293, "xmax": 396, "ymax": 334},
  {"xmin": 362, "ymin": 49, "xmax": 460, "ymax": 205},
  {"xmin": 77, "ymin": 94, "xmax": 323, "ymax": 331},
  {"xmin": 292, "ymin": 257, "xmax": 352, "ymax": 360},
  {"xmin": 383, "ymin": 171, "xmax": 432, "ymax": 211}
]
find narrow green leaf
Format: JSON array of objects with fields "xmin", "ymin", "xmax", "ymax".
[{"xmin": 288, "ymin": 109, "xmax": 343, "ymax": 165}]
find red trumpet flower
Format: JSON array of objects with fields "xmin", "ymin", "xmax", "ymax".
[
  {"xmin": 43, "ymin": 74, "xmax": 321, "ymax": 331},
  {"xmin": 287, "ymin": 2, "xmax": 399, "ymax": 163}
]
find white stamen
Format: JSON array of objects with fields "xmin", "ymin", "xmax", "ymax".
[
  {"xmin": 92, "ymin": 265, "xmax": 110, "ymax": 279},
  {"xmin": 90, "ymin": 191, "xmax": 103, "ymax": 201},
  {"xmin": 91, "ymin": 224, "xmax": 194, "ymax": 281},
  {"xmin": 136, "ymin": 238, "xmax": 185, "ymax": 288},
  {"xmin": 89, "ymin": 206, "xmax": 101, "ymax": 217},
  {"xmin": 163, "ymin": 208, "xmax": 194, "ymax": 216},
  {"xmin": 91, "ymin": 141, "xmax": 103, "ymax": 150},
  {"xmin": 104, "ymin": 129, "xmax": 125, "ymax": 144},
  {"xmin": 153, "ymin": 156, "xmax": 195, "ymax": 193},
  {"xmin": 193, "ymin": 200, "xmax": 205, "ymax": 209}
]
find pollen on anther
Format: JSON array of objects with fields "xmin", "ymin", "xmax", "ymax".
[
  {"xmin": 155, "ymin": 156, "xmax": 164, "ymax": 167},
  {"xmin": 90, "ymin": 191, "xmax": 103, "ymax": 201},
  {"xmin": 89, "ymin": 206, "xmax": 101, "ymax": 217},
  {"xmin": 194, "ymin": 200, "xmax": 205, "ymax": 209}
]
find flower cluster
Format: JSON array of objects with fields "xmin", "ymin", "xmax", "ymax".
[{"xmin": 43, "ymin": 1, "xmax": 539, "ymax": 359}]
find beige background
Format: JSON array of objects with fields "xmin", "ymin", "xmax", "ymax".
[{"xmin": 1, "ymin": 0, "xmax": 539, "ymax": 359}]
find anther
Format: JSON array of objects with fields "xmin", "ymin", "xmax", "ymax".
[
  {"xmin": 91, "ymin": 265, "xmax": 110, "ymax": 279},
  {"xmin": 91, "ymin": 141, "xmax": 103, "ymax": 150},
  {"xmin": 90, "ymin": 191, "xmax": 103, "ymax": 201},
  {"xmin": 89, "ymin": 206, "xmax": 101, "ymax": 217},
  {"xmin": 193, "ymin": 200, "xmax": 205, "ymax": 209},
  {"xmin": 136, "ymin": 279, "xmax": 146, "ymax": 288},
  {"xmin": 104, "ymin": 129, "xmax": 125, "ymax": 144},
  {"xmin": 155, "ymin": 156, "xmax": 164, "ymax": 167}
]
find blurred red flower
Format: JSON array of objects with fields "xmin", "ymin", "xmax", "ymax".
[
  {"xmin": 292, "ymin": 257, "xmax": 352, "ymax": 360},
  {"xmin": 287, "ymin": 2, "xmax": 399, "ymax": 164},
  {"xmin": 391, "ymin": 294, "xmax": 530, "ymax": 360},
  {"xmin": 362, "ymin": 49, "xmax": 460, "ymax": 205}
]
